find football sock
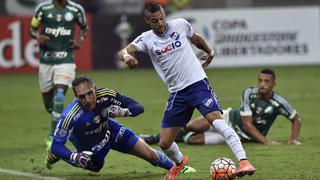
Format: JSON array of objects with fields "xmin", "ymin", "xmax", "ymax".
[
  {"xmin": 175, "ymin": 129, "xmax": 188, "ymax": 142},
  {"xmin": 152, "ymin": 150, "xmax": 174, "ymax": 170},
  {"xmin": 212, "ymin": 119, "xmax": 247, "ymax": 161},
  {"xmin": 163, "ymin": 142, "xmax": 183, "ymax": 164},
  {"xmin": 50, "ymin": 88, "xmax": 65, "ymax": 136}
]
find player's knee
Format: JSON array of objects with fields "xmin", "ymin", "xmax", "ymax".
[{"xmin": 188, "ymin": 134, "xmax": 204, "ymax": 145}]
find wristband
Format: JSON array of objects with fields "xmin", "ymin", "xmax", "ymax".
[
  {"xmin": 122, "ymin": 48, "xmax": 133, "ymax": 62},
  {"xmin": 208, "ymin": 49, "xmax": 215, "ymax": 57}
]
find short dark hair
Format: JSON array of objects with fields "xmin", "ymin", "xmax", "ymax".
[
  {"xmin": 72, "ymin": 76, "xmax": 94, "ymax": 95},
  {"xmin": 260, "ymin": 69, "xmax": 276, "ymax": 80},
  {"xmin": 144, "ymin": 2, "xmax": 162, "ymax": 15}
]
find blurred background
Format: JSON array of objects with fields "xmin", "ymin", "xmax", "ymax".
[{"xmin": 1, "ymin": 0, "xmax": 320, "ymax": 73}]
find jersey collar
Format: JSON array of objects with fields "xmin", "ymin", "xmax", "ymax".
[{"xmin": 152, "ymin": 23, "xmax": 168, "ymax": 37}]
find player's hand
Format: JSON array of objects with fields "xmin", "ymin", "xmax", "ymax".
[
  {"xmin": 70, "ymin": 151, "xmax": 93, "ymax": 169},
  {"xmin": 125, "ymin": 57, "xmax": 138, "ymax": 69},
  {"xmin": 70, "ymin": 38, "xmax": 83, "ymax": 50},
  {"xmin": 200, "ymin": 53, "xmax": 214, "ymax": 68},
  {"xmin": 37, "ymin": 35, "xmax": 50, "ymax": 45},
  {"xmin": 107, "ymin": 105, "xmax": 131, "ymax": 118},
  {"xmin": 288, "ymin": 139, "xmax": 302, "ymax": 145},
  {"xmin": 268, "ymin": 140, "xmax": 282, "ymax": 145}
]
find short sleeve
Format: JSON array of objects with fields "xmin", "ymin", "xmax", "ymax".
[{"xmin": 131, "ymin": 34, "xmax": 147, "ymax": 53}]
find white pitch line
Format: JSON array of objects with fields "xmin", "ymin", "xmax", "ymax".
[{"xmin": 0, "ymin": 168, "xmax": 64, "ymax": 180}]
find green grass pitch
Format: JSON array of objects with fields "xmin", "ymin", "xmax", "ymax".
[{"xmin": 0, "ymin": 66, "xmax": 319, "ymax": 179}]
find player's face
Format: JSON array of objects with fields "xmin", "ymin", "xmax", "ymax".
[
  {"xmin": 258, "ymin": 73, "xmax": 275, "ymax": 95},
  {"xmin": 145, "ymin": 10, "xmax": 167, "ymax": 34},
  {"xmin": 74, "ymin": 82, "xmax": 97, "ymax": 111}
]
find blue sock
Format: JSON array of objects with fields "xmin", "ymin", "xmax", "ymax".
[
  {"xmin": 152, "ymin": 150, "xmax": 174, "ymax": 170},
  {"xmin": 50, "ymin": 88, "xmax": 65, "ymax": 136}
]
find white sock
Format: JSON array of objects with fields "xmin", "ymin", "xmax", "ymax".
[
  {"xmin": 163, "ymin": 142, "xmax": 183, "ymax": 163},
  {"xmin": 212, "ymin": 119, "xmax": 247, "ymax": 161}
]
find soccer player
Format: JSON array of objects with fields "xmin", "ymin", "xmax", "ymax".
[
  {"xmin": 29, "ymin": 0, "xmax": 89, "ymax": 149},
  {"xmin": 141, "ymin": 69, "xmax": 302, "ymax": 146},
  {"xmin": 47, "ymin": 76, "xmax": 175, "ymax": 173},
  {"xmin": 118, "ymin": 2, "xmax": 255, "ymax": 179}
]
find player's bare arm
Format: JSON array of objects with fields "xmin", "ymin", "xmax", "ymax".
[
  {"xmin": 288, "ymin": 114, "xmax": 302, "ymax": 145},
  {"xmin": 70, "ymin": 25, "xmax": 89, "ymax": 50},
  {"xmin": 29, "ymin": 26, "xmax": 50, "ymax": 45},
  {"xmin": 189, "ymin": 33, "xmax": 214, "ymax": 68},
  {"xmin": 118, "ymin": 44, "xmax": 139, "ymax": 69},
  {"xmin": 241, "ymin": 116, "xmax": 280, "ymax": 145}
]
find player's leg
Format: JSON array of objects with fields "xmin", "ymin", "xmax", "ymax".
[
  {"xmin": 129, "ymin": 138, "xmax": 174, "ymax": 170},
  {"xmin": 49, "ymin": 64, "xmax": 76, "ymax": 147},
  {"xmin": 185, "ymin": 116, "xmax": 211, "ymax": 132},
  {"xmin": 39, "ymin": 64, "xmax": 55, "ymax": 147},
  {"xmin": 160, "ymin": 92, "xmax": 195, "ymax": 179},
  {"xmin": 195, "ymin": 79, "xmax": 255, "ymax": 176}
]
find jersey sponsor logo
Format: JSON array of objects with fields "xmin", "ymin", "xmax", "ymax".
[
  {"xmin": 85, "ymin": 121, "xmax": 107, "ymax": 135},
  {"xmin": 45, "ymin": 27, "xmax": 71, "ymax": 37},
  {"xmin": 64, "ymin": 12, "xmax": 73, "ymax": 21},
  {"xmin": 92, "ymin": 130, "xmax": 111, "ymax": 152},
  {"xmin": 155, "ymin": 32, "xmax": 182, "ymax": 55},
  {"xmin": 44, "ymin": 51, "xmax": 68, "ymax": 59},
  {"xmin": 155, "ymin": 40, "xmax": 182, "ymax": 55}
]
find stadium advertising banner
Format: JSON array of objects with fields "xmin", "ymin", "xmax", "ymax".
[
  {"xmin": 0, "ymin": 16, "xmax": 92, "ymax": 73},
  {"xmin": 168, "ymin": 6, "xmax": 320, "ymax": 67}
]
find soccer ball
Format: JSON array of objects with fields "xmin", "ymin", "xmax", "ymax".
[{"xmin": 210, "ymin": 157, "xmax": 237, "ymax": 180}]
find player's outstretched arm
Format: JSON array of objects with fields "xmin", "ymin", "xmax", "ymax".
[
  {"xmin": 288, "ymin": 114, "xmax": 302, "ymax": 145},
  {"xmin": 118, "ymin": 44, "xmax": 139, "ymax": 69}
]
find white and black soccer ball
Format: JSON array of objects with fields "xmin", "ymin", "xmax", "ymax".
[{"xmin": 210, "ymin": 157, "xmax": 237, "ymax": 180}]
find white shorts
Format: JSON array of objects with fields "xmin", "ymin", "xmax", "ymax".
[
  {"xmin": 39, "ymin": 63, "xmax": 76, "ymax": 93},
  {"xmin": 203, "ymin": 108, "xmax": 232, "ymax": 145}
]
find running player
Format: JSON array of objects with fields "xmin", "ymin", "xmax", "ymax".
[
  {"xmin": 29, "ymin": 0, "xmax": 89, "ymax": 149},
  {"xmin": 118, "ymin": 2, "xmax": 255, "ymax": 179}
]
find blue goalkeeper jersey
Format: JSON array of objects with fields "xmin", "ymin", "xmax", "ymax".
[{"xmin": 51, "ymin": 87, "xmax": 144, "ymax": 162}]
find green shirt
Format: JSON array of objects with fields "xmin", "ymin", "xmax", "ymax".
[
  {"xmin": 32, "ymin": 0, "xmax": 87, "ymax": 64},
  {"xmin": 229, "ymin": 87, "xmax": 296, "ymax": 141}
]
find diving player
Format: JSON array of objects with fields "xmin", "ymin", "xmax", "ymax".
[{"xmin": 47, "ymin": 76, "xmax": 174, "ymax": 173}]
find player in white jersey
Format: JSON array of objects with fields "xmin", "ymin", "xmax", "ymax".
[{"xmin": 118, "ymin": 2, "xmax": 255, "ymax": 179}]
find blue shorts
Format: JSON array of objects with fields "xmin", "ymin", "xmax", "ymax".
[
  {"xmin": 89, "ymin": 119, "xmax": 139, "ymax": 170},
  {"xmin": 162, "ymin": 78, "xmax": 222, "ymax": 128}
]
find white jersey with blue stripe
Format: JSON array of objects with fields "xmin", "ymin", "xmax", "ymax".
[{"xmin": 131, "ymin": 18, "xmax": 207, "ymax": 93}]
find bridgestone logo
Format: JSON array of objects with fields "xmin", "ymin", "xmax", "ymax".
[{"xmin": 45, "ymin": 27, "xmax": 71, "ymax": 37}]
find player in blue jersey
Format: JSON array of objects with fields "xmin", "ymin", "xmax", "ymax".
[
  {"xmin": 46, "ymin": 76, "xmax": 174, "ymax": 174},
  {"xmin": 141, "ymin": 69, "xmax": 302, "ymax": 146},
  {"xmin": 118, "ymin": 2, "xmax": 255, "ymax": 179}
]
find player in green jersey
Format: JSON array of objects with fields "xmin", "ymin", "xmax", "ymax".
[
  {"xmin": 29, "ymin": 0, "xmax": 89, "ymax": 149},
  {"xmin": 141, "ymin": 69, "xmax": 302, "ymax": 145}
]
